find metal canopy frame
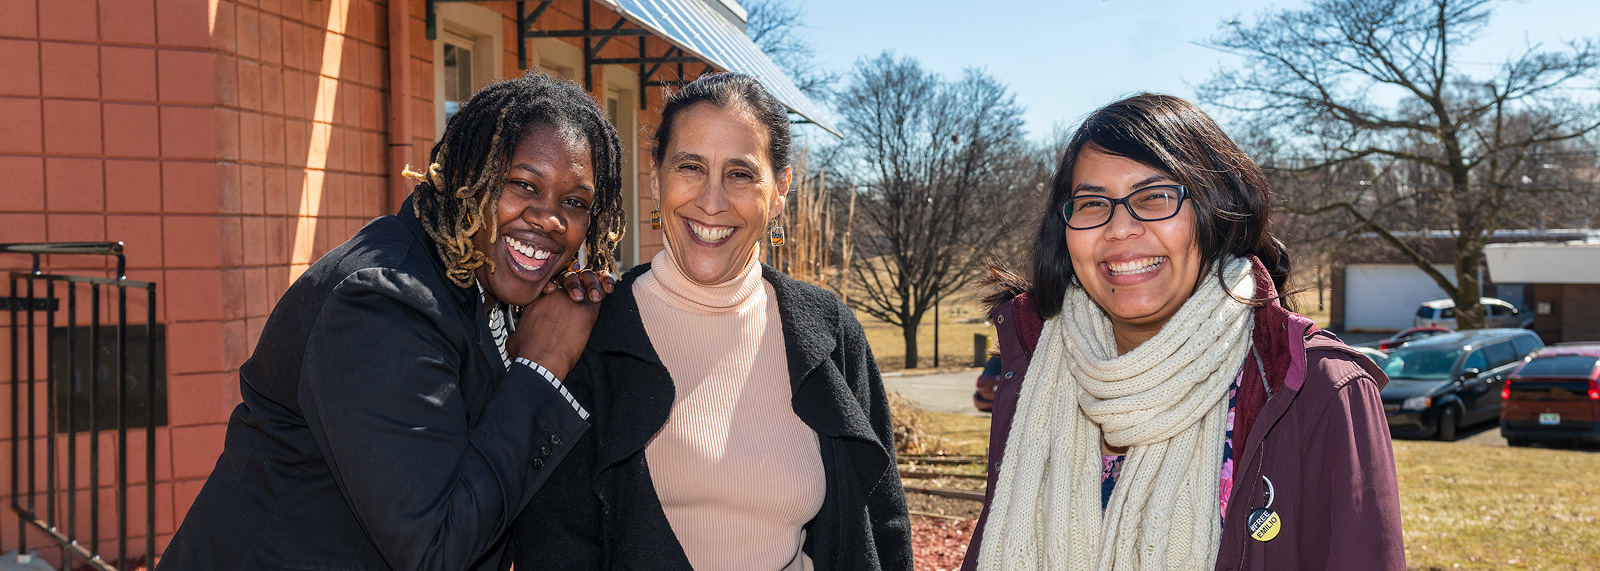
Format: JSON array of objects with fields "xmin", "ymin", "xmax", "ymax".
[{"xmin": 426, "ymin": 0, "xmax": 714, "ymax": 110}]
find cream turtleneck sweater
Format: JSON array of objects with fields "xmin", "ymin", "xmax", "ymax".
[{"xmin": 636, "ymin": 244, "xmax": 825, "ymax": 571}]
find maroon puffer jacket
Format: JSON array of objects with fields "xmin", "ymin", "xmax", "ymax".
[{"xmin": 961, "ymin": 258, "xmax": 1406, "ymax": 570}]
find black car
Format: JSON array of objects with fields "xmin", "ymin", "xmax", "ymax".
[{"xmin": 1379, "ymin": 328, "xmax": 1545, "ymax": 441}]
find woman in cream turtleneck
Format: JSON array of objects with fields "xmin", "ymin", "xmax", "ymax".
[{"xmin": 510, "ymin": 73, "xmax": 912, "ymax": 571}]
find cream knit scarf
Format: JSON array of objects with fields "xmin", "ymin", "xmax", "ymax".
[{"xmin": 977, "ymin": 257, "xmax": 1256, "ymax": 571}]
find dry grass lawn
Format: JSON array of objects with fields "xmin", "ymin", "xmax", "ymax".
[
  {"xmin": 1395, "ymin": 440, "xmax": 1600, "ymax": 570},
  {"xmin": 897, "ymin": 402, "xmax": 1600, "ymax": 570},
  {"xmin": 856, "ymin": 296, "xmax": 995, "ymax": 371}
]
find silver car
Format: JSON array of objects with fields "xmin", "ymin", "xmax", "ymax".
[{"xmin": 1413, "ymin": 297, "xmax": 1531, "ymax": 329}]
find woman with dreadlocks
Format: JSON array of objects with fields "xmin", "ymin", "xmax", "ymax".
[{"xmin": 158, "ymin": 72, "xmax": 627, "ymax": 571}]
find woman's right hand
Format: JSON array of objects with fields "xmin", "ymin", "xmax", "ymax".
[{"xmin": 508, "ymin": 277, "xmax": 605, "ymax": 379}]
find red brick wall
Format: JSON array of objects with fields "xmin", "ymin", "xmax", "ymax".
[
  {"xmin": 1, "ymin": 0, "xmax": 394, "ymax": 560},
  {"xmin": 1561, "ymin": 284, "xmax": 1600, "ymax": 343},
  {"xmin": 4, "ymin": 0, "xmax": 674, "ymax": 562}
]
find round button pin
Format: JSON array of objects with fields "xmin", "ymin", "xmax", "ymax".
[{"xmin": 1248, "ymin": 507, "xmax": 1281, "ymax": 542}]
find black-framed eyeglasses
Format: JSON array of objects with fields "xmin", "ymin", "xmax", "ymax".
[{"xmin": 1059, "ymin": 185, "xmax": 1191, "ymax": 230}]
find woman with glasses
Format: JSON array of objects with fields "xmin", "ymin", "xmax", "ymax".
[{"xmin": 961, "ymin": 94, "xmax": 1404, "ymax": 571}]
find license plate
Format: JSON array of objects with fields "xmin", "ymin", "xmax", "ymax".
[{"xmin": 1540, "ymin": 413, "xmax": 1561, "ymax": 425}]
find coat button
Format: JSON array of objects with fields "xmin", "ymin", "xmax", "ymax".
[
  {"xmin": 996, "ymin": 314, "xmax": 1005, "ymax": 325},
  {"xmin": 550, "ymin": 433, "xmax": 562, "ymax": 446},
  {"xmin": 533, "ymin": 458, "xmax": 545, "ymax": 469},
  {"xmin": 541, "ymin": 445, "xmax": 554, "ymax": 458},
  {"xmin": 993, "ymin": 461, "xmax": 1002, "ymax": 471},
  {"xmin": 1003, "ymin": 371, "xmax": 1015, "ymax": 380}
]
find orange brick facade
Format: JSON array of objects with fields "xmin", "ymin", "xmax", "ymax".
[{"xmin": 2, "ymin": 0, "xmax": 673, "ymax": 561}]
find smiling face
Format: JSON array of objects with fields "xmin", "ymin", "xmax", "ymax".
[
  {"xmin": 651, "ymin": 102, "xmax": 790, "ymax": 285},
  {"xmin": 1065, "ymin": 147, "xmax": 1202, "ymax": 346},
  {"xmin": 471, "ymin": 123, "xmax": 595, "ymax": 307}
]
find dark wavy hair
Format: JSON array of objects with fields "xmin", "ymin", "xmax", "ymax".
[
  {"xmin": 1028, "ymin": 93, "xmax": 1293, "ymax": 319},
  {"xmin": 408, "ymin": 71, "xmax": 626, "ymax": 288},
  {"xmin": 652, "ymin": 72, "xmax": 792, "ymax": 177}
]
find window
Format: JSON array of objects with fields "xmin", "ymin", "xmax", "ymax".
[
  {"xmin": 1517, "ymin": 355, "xmax": 1600, "ymax": 378},
  {"xmin": 1511, "ymin": 334, "xmax": 1543, "ymax": 357},
  {"xmin": 1382, "ymin": 347, "xmax": 1462, "ymax": 380},
  {"xmin": 432, "ymin": 3, "xmax": 504, "ymax": 138},
  {"xmin": 531, "ymin": 38, "xmax": 583, "ymax": 83},
  {"xmin": 1463, "ymin": 350, "xmax": 1488, "ymax": 373},
  {"xmin": 604, "ymin": 91, "xmax": 639, "ymax": 268},
  {"xmin": 1482, "ymin": 342, "xmax": 1516, "ymax": 369},
  {"xmin": 441, "ymin": 39, "xmax": 474, "ymax": 125},
  {"xmin": 600, "ymin": 67, "xmax": 639, "ymax": 269},
  {"xmin": 1487, "ymin": 303, "xmax": 1508, "ymax": 317}
]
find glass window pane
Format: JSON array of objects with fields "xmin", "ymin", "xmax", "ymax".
[
  {"xmin": 1517, "ymin": 355, "xmax": 1599, "ymax": 377},
  {"xmin": 443, "ymin": 43, "xmax": 474, "ymax": 124},
  {"xmin": 456, "ymin": 45, "xmax": 473, "ymax": 101},
  {"xmin": 1463, "ymin": 350, "xmax": 1487, "ymax": 372},
  {"xmin": 1483, "ymin": 342, "xmax": 1515, "ymax": 368},
  {"xmin": 1512, "ymin": 335, "xmax": 1542, "ymax": 356}
]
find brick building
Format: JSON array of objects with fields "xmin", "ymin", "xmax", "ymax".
[
  {"xmin": 1328, "ymin": 229, "xmax": 1600, "ymax": 331},
  {"xmin": 0, "ymin": 0, "xmax": 831, "ymax": 566},
  {"xmin": 1485, "ymin": 241, "xmax": 1600, "ymax": 344}
]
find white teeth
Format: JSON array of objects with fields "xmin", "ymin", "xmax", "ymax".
[
  {"xmin": 687, "ymin": 220, "xmax": 734, "ymax": 243},
  {"xmin": 1108, "ymin": 257, "xmax": 1164, "ymax": 276},
  {"xmin": 503, "ymin": 236, "xmax": 552, "ymax": 263}
]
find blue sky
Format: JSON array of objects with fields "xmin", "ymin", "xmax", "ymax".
[{"xmin": 788, "ymin": 0, "xmax": 1600, "ymax": 140}]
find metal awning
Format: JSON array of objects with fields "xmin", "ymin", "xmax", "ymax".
[
  {"xmin": 425, "ymin": 0, "xmax": 839, "ymax": 137},
  {"xmin": 599, "ymin": 0, "xmax": 839, "ymax": 137}
]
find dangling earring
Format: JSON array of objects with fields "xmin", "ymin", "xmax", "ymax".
[
  {"xmin": 568, "ymin": 242, "xmax": 589, "ymax": 272},
  {"xmin": 769, "ymin": 224, "xmax": 785, "ymax": 247},
  {"xmin": 650, "ymin": 209, "xmax": 662, "ymax": 230}
]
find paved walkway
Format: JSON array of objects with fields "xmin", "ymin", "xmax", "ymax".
[{"xmin": 883, "ymin": 369, "xmax": 989, "ymax": 417}]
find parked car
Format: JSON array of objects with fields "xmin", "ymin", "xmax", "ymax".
[
  {"xmin": 974, "ymin": 355, "xmax": 1001, "ymax": 412},
  {"xmin": 1413, "ymin": 297, "xmax": 1531, "ymax": 330},
  {"xmin": 1379, "ymin": 328, "xmax": 1545, "ymax": 441},
  {"xmin": 1500, "ymin": 344, "xmax": 1600, "ymax": 446},
  {"xmin": 1378, "ymin": 326, "xmax": 1452, "ymax": 351},
  {"xmin": 1352, "ymin": 346, "xmax": 1392, "ymax": 368}
]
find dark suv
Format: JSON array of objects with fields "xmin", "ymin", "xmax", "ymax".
[{"xmin": 1379, "ymin": 329, "xmax": 1545, "ymax": 441}]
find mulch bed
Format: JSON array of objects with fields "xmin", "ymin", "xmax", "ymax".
[{"xmin": 911, "ymin": 514, "xmax": 976, "ymax": 571}]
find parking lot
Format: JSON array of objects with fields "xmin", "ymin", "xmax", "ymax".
[{"xmin": 885, "ymin": 332, "xmax": 1600, "ymax": 454}]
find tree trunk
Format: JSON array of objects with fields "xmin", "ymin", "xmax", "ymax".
[
  {"xmin": 1452, "ymin": 254, "xmax": 1486, "ymax": 330},
  {"xmin": 902, "ymin": 316, "xmax": 921, "ymax": 369}
]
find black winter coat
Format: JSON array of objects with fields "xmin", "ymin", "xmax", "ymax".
[
  {"xmin": 158, "ymin": 197, "xmax": 590, "ymax": 571},
  {"xmin": 509, "ymin": 263, "xmax": 913, "ymax": 571}
]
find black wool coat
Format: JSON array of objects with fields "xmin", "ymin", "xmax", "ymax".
[
  {"xmin": 510, "ymin": 263, "xmax": 913, "ymax": 571},
  {"xmin": 158, "ymin": 196, "xmax": 589, "ymax": 571}
]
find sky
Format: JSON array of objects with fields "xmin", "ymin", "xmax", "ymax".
[{"xmin": 784, "ymin": 0, "xmax": 1600, "ymax": 141}]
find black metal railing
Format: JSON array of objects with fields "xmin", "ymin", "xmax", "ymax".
[{"xmin": 4, "ymin": 242, "xmax": 160, "ymax": 571}]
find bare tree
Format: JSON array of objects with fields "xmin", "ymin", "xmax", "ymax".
[
  {"xmin": 743, "ymin": 0, "xmax": 840, "ymax": 100},
  {"xmin": 833, "ymin": 53, "xmax": 1034, "ymax": 368},
  {"xmin": 1200, "ymin": 0, "xmax": 1600, "ymax": 329}
]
